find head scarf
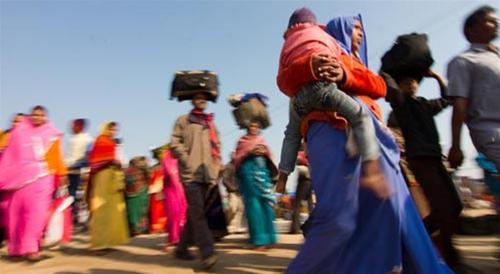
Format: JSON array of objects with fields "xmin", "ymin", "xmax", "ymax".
[
  {"xmin": 0, "ymin": 116, "xmax": 62, "ymax": 190},
  {"xmin": 326, "ymin": 14, "xmax": 369, "ymax": 67},
  {"xmin": 89, "ymin": 122, "xmax": 117, "ymax": 166},
  {"xmin": 99, "ymin": 121, "xmax": 116, "ymax": 136}
]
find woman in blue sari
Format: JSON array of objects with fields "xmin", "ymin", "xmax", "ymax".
[
  {"xmin": 285, "ymin": 15, "xmax": 454, "ymax": 274},
  {"xmin": 233, "ymin": 122, "xmax": 278, "ymax": 250}
]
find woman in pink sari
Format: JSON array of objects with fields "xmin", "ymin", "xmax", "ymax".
[
  {"xmin": 0, "ymin": 106, "xmax": 67, "ymax": 261},
  {"xmin": 162, "ymin": 147, "xmax": 187, "ymax": 249}
]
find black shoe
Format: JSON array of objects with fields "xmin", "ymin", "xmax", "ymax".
[
  {"xmin": 174, "ymin": 251, "xmax": 196, "ymax": 261},
  {"xmin": 202, "ymin": 254, "xmax": 218, "ymax": 269}
]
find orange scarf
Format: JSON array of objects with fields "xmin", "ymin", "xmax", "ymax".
[{"xmin": 89, "ymin": 134, "xmax": 116, "ymax": 166}]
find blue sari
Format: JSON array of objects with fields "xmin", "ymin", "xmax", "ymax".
[
  {"xmin": 286, "ymin": 102, "xmax": 453, "ymax": 274},
  {"xmin": 238, "ymin": 156, "xmax": 277, "ymax": 246}
]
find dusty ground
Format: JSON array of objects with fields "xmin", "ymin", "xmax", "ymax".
[{"xmin": 1, "ymin": 232, "xmax": 499, "ymax": 274}]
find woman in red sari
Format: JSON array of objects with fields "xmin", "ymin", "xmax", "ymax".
[{"xmin": 148, "ymin": 147, "xmax": 167, "ymax": 233}]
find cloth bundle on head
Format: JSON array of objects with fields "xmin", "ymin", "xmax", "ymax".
[
  {"xmin": 288, "ymin": 7, "xmax": 317, "ymax": 28},
  {"xmin": 228, "ymin": 93, "xmax": 269, "ymax": 107},
  {"xmin": 326, "ymin": 14, "xmax": 368, "ymax": 67},
  {"xmin": 229, "ymin": 93, "xmax": 270, "ymax": 129}
]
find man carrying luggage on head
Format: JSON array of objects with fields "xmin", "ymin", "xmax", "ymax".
[{"xmin": 170, "ymin": 91, "xmax": 221, "ymax": 269}]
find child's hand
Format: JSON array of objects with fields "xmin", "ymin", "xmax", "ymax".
[
  {"xmin": 312, "ymin": 54, "xmax": 343, "ymax": 82},
  {"xmin": 360, "ymin": 160, "xmax": 392, "ymax": 199},
  {"xmin": 275, "ymin": 172, "xmax": 288, "ymax": 193}
]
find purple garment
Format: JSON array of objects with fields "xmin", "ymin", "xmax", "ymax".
[
  {"xmin": 288, "ymin": 7, "xmax": 317, "ymax": 28},
  {"xmin": 286, "ymin": 100, "xmax": 454, "ymax": 274}
]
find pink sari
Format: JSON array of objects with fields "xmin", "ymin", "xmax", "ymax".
[
  {"xmin": 162, "ymin": 149, "xmax": 187, "ymax": 245},
  {"xmin": 0, "ymin": 118, "xmax": 61, "ymax": 256}
]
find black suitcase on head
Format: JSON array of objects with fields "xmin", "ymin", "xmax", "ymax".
[
  {"xmin": 381, "ymin": 33, "xmax": 434, "ymax": 81},
  {"xmin": 171, "ymin": 70, "xmax": 219, "ymax": 102}
]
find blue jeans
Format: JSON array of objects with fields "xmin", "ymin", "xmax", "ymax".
[{"xmin": 279, "ymin": 81, "xmax": 379, "ymax": 174}]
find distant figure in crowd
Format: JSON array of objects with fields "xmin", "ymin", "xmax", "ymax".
[
  {"xmin": 0, "ymin": 113, "xmax": 24, "ymax": 155},
  {"xmin": 148, "ymin": 148, "xmax": 167, "ymax": 234},
  {"xmin": 233, "ymin": 122, "xmax": 278, "ymax": 250},
  {"xmin": 0, "ymin": 106, "xmax": 66, "ymax": 261},
  {"xmin": 162, "ymin": 146, "xmax": 187, "ymax": 248},
  {"xmin": 222, "ymin": 156, "xmax": 247, "ymax": 234},
  {"xmin": 65, "ymin": 118, "xmax": 93, "ymax": 218},
  {"xmin": 87, "ymin": 122, "xmax": 129, "ymax": 250},
  {"xmin": 0, "ymin": 113, "xmax": 24, "ymax": 247},
  {"xmin": 289, "ymin": 145, "xmax": 313, "ymax": 234},
  {"xmin": 125, "ymin": 156, "xmax": 150, "ymax": 236},
  {"xmin": 447, "ymin": 5, "xmax": 500, "ymax": 170}
]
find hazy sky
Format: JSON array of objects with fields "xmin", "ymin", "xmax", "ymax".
[{"xmin": 1, "ymin": 0, "xmax": 498, "ymax": 179}]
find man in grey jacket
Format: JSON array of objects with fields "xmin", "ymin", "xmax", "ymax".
[{"xmin": 171, "ymin": 92, "xmax": 221, "ymax": 269}]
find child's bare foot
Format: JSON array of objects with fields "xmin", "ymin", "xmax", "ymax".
[{"xmin": 360, "ymin": 160, "xmax": 392, "ymax": 199}]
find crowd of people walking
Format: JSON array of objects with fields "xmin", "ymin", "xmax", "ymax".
[{"xmin": 0, "ymin": 4, "xmax": 498, "ymax": 274}]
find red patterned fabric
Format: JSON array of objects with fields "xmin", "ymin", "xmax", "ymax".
[{"xmin": 189, "ymin": 109, "xmax": 220, "ymax": 160}]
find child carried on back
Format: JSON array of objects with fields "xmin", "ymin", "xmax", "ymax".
[{"xmin": 276, "ymin": 8, "xmax": 388, "ymax": 198}]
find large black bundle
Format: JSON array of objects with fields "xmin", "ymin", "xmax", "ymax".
[
  {"xmin": 381, "ymin": 33, "xmax": 434, "ymax": 81},
  {"xmin": 171, "ymin": 70, "xmax": 219, "ymax": 102}
]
